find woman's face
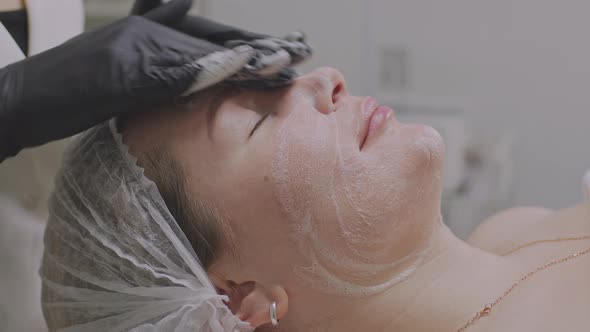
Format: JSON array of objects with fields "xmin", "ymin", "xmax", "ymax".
[{"xmin": 169, "ymin": 67, "xmax": 445, "ymax": 296}]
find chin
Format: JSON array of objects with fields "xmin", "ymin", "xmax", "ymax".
[
  {"xmin": 338, "ymin": 124, "xmax": 444, "ymax": 260},
  {"xmin": 375, "ymin": 122, "xmax": 445, "ymax": 174},
  {"xmin": 406, "ymin": 124, "xmax": 445, "ymax": 169},
  {"xmin": 386, "ymin": 123, "xmax": 445, "ymax": 213}
]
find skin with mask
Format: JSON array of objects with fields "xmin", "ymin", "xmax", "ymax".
[{"xmin": 124, "ymin": 67, "xmax": 590, "ymax": 331}]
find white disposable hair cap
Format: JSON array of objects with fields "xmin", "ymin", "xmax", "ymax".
[{"xmin": 40, "ymin": 119, "xmax": 251, "ymax": 332}]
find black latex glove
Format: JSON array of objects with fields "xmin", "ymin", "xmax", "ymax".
[
  {"xmin": 0, "ymin": 0, "xmax": 256, "ymax": 162},
  {"xmin": 131, "ymin": 0, "xmax": 313, "ymax": 88}
]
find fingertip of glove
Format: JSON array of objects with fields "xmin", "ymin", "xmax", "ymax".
[
  {"xmin": 285, "ymin": 31, "xmax": 306, "ymax": 42},
  {"xmin": 247, "ymin": 49, "xmax": 292, "ymax": 76}
]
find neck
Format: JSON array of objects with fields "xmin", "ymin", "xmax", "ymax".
[{"xmin": 289, "ymin": 219, "xmax": 524, "ymax": 332}]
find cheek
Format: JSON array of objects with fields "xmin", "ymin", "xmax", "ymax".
[
  {"xmin": 271, "ymin": 111, "xmax": 338, "ymax": 232},
  {"xmin": 271, "ymin": 113, "xmax": 445, "ymax": 296},
  {"xmin": 219, "ymin": 130, "xmax": 314, "ymax": 270}
]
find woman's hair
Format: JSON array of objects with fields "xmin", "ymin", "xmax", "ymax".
[{"xmin": 136, "ymin": 144, "xmax": 229, "ymax": 270}]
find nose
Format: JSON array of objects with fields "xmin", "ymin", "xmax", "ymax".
[{"xmin": 294, "ymin": 67, "xmax": 348, "ymax": 114}]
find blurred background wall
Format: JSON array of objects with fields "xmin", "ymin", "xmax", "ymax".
[{"xmin": 83, "ymin": 0, "xmax": 590, "ymax": 234}]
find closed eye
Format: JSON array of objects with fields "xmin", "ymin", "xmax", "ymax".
[{"xmin": 248, "ymin": 112, "xmax": 271, "ymax": 138}]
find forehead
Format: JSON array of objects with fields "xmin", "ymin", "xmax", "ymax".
[
  {"xmin": 121, "ymin": 89, "xmax": 216, "ymax": 156},
  {"xmin": 123, "ymin": 82, "xmax": 289, "ymax": 163}
]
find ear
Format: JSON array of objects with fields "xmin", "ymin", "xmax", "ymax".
[{"xmin": 214, "ymin": 279, "xmax": 288, "ymax": 328}]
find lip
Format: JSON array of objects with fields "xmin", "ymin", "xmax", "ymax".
[{"xmin": 359, "ymin": 97, "xmax": 394, "ymax": 150}]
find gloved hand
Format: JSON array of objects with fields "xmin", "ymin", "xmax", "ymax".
[
  {"xmin": 0, "ymin": 0, "xmax": 307, "ymax": 162},
  {"xmin": 131, "ymin": 0, "xmax": 313, "ymax": 89}
]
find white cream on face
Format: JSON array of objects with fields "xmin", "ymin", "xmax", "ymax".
[{"xmin": 271, "ymin": 80, "xmax": 444, "ymax": 296}]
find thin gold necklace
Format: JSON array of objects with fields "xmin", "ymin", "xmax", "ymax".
[{"xmin": 456, "ymin": 235, "xmax": 590, "ymax": 332}]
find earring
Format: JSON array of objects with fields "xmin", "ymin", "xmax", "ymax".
[{"xmin": 270, "ymin": 301, "xmax": 279, "ymax": 326}]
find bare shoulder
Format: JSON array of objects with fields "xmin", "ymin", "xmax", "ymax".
[{"xmin": 466, "ymin": 206, "xmax": 555, "ymax": 255}]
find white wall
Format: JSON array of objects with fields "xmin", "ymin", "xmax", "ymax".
[
  {"xmin": 201, "ymin": 0, "xmax": 368, "ymax": 94},
  {"xmin": 205, "ymin": 0, "xmax": 590, "ymax": 209}
]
